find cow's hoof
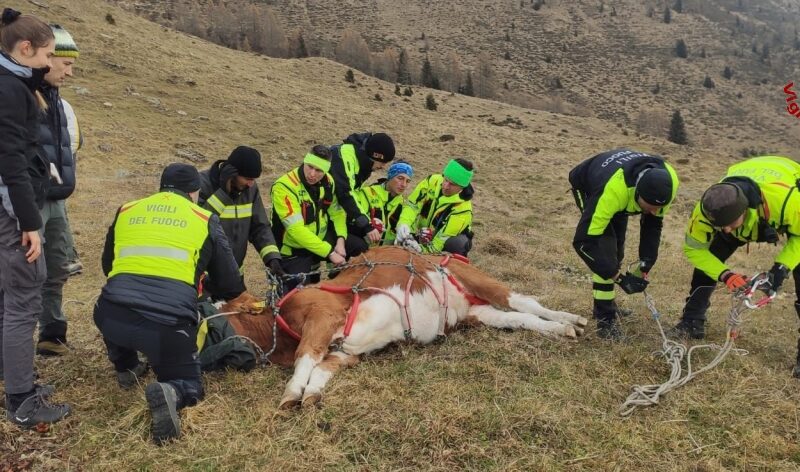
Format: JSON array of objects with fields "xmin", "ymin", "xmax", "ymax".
[
  {"xmin": 575, "ymin": 316, "xmax": 588, "ymax": 328},
  {"xmin": 302, "ymin": 392, "xmax": 322, "ymax": 408},
  {"xmin": 279, "ymin": 397, "xmax": 301, "ymax": 410},
  {"xmin": 574, "ymin": 327, "xmax": 585, "ymax": 337},
  {"xmin": 564, "ymin": 326, "xmax": 577, "ymax": 340}
]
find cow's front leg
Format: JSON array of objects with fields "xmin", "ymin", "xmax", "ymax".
[
  {"xmin": 302, "ymin": 351, "xmax": 360, "ymax": 407},
  {"xmin": 280, "ymin": 352, "xmax": 324, "ymax": 409}
]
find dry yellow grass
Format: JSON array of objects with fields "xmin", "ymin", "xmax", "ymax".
[{"xmin": 1, "ymin": 0, "xmax": 800, "ymax": 470}]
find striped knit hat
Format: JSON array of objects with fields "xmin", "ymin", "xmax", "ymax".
[{"xmin": 50, "ymin": 24, "xmax": 79, "ymax": 58}]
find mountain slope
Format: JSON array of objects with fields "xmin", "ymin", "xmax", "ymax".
[{"xmin": 0, "ymin": 0, "xmax": 799, "ymax": 470}]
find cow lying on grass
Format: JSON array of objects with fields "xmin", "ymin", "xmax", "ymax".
[{"xmin": 222, "ymin": 246, "xmax": 587, "ymax": 409}]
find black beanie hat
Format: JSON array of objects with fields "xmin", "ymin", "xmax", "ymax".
[
  {"xmin": 365, "ymin": 133, "xmax": 395, "ymax": 163},
  {"xmin": 636, "ymin": 168, "xmax": 674, "ymax": 206},
  {"xmin": 700, "ymin": 183, "xmax": 749, "ymax": 227},
  {"xmin": 160, "ymin": 163, "xmax": 201, "ymax": 193},
  {"xmin": 227, "ymin": 146, "xmax": 262, "ymax": 178}
]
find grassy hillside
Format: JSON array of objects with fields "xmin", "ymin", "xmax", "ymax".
[
  {"xmin": 113, "ymin": 0, "xmax": 800, "ymax": 157},
  {"xmin": 1, "ymin": 0, "xmax": 800, "ymax": 470}
]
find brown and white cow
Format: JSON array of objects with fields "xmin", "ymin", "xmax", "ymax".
[{"xmin": 222, "ymin": 246, "xmax": 587, "ymax": 409}]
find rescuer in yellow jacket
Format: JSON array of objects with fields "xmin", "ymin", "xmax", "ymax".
[
  {"xmin": 94, "ymin": 163, "xmax": 245, "ymax": 444},
  {"xmin": 569, "ymin": 149, "xmax": 679, "ymax": 340},
  {"xmin": 673, "ymin": 157, "xmax": 800, "ymax": 356},
  {"xmin": 270, "ymin": 145, "xmax": 348, "ymax": 291},
  {"xmin": 394, "ymin": 158, "xmax": 475, "ymax": 256},
  {"xmin": 347, "ymin": 160, "xmax": 413, "ymax": 253}
]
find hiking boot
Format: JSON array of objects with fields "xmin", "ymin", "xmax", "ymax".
[
  {"xmin": 64, "ymin": 260, "xmax": 83, "ymax": 277},
  {"xmin": 145, "ymin": 382, "xmax": 181, "ymax": 445},
  {"xmin": 36, "ymin": 340, "xmax": 69, "ymax": 357},
  {"xmin": 117, "ymin": 362, "xmax": 149, "ymax": 390},
  {"xmin": 596, "ymin": 319, "xmax": 622, "ymax": 341},
  {"xmin": 6, "ymin": 392, "xmax": 71, "ymax": 428},
  {"xmin": 667, "ymin": 319, "xmax": 706, "ymax": 340}
]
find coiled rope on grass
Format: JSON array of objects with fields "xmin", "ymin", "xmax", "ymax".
[{"xmin": 619, "ymin": 274, "xmax": 772, "ymax": 416}]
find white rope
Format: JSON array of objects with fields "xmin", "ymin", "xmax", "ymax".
[{"xmin": 619, "ymin": 276, "xmax": 768, "ymax": 416}]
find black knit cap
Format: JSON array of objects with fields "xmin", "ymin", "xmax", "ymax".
[
  {"xmin": 365, "ymin": 133, "xmax": 395, "ymax": 163},
  {"xmin": 227, "ymin": 146, "xmax": 262, "ymax": 178},
  {"xmin": 636, "ymin": 168, "xmax": 674, "ymax": 206},
  {"xmin": 160, "ymin": 163, "xmax": 201, "ymax": 193},
  {"xmin": 700, "ymin": 182, "xmax": 749, "ymax": 227}
]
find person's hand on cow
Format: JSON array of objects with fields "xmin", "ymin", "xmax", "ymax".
[
  {"xmin": 329, "ymin": 251, "xmax": 346, "ymax": 265},
  {"xmin": 394, "ymin": 224, "xmax": 412, "ymax": 245},
  {"xmin": 334, "ymin": 237, "xmax": 346, "ymax": 258},
  {"xmin": 265, "ymin": 257, "xmax": 286, "ymax": 277},
  {"xmin": 402, "ymin": 238, "xmax": 423, "ymax": 253}
]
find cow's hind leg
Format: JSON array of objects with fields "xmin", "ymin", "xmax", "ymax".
[
  {"xmin": 469, "ymin": 305, "xmax": 578, "ymax": 339},
  {"xmin": 302, "ymin": 351, "xmax": 360, "ymax": 408},
  {"xmin": 509, "ymin": 293, "xmax": 588, "ymax": 330}
]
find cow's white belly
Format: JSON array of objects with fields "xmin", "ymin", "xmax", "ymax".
[{"xmin": 339, "ymin": 270, "xmax": 469, "ymax": 354}]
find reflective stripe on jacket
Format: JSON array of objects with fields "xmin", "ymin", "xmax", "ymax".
[
  {"xmin": 199, "ymin": 169, "xmax": 280, "ymax": 266},
  {"xmin": 109, "ymin": 192, "xmax": 211, "ymax": 285},
  {"xmin": 270, "ymin": 166, "xmax": 347, "ymax": 258}
]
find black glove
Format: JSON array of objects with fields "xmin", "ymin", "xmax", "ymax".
[
  {"xmin": 767, "ymin": 263, "xmax": 789, "ymax": 293},
  {"xmin": 616, "ymin": 272, "xmax": 649, "ymax": 294},
  {"xmin": 266, "ymin": 258, "xmax": 286, "ymax": 277},
  {"xmin": 219, "ymin": 163, "xmax": 240, "ymax": 194},
  {"xmin": 353, "ymin": 214, "xmax": 372, "ymax": 236}
]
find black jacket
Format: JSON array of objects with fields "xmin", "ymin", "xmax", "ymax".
[
  {"xmin": 0, "ymin": 53, "xmax": 50, "ymax": 231},
  {"xmin": 569, "ymin": 149, "xmax": 671, "ymax": 278},
  {"xmin": 39, "ymin": 84, "xmax": 76, "ymax": 200},
  {"xmin": 330, "ymin": 132, "xmax": 376, "ymax": 232},
  {"xmin": 100, "ymin": 191, "xmax": 245, "ymax": 325},
  {"xmin": 198, "ymin": 161, "xmax": 281, "ymax": 268}
]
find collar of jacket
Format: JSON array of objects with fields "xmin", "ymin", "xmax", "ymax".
[{"xmin": 0, "ymin": 51, "xmax": 32, "ymax": 78}]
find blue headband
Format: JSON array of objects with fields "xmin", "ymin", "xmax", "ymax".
[{"xmin": 387, "ymin": 162, "xmax": 413, "ymax": 180}]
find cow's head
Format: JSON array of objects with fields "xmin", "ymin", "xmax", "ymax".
[{"xmin": 222, "ymin": 291, "xmax": 268, "ymax": 316}]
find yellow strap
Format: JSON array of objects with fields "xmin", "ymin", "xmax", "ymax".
[{"xmin": 196, "ymin": 319, "xmax": 209, "ymax": 351}]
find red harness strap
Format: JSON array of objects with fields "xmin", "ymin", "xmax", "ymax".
[
  {"xmin": 272, "ymin": 288, "xmax": 303, "ymax": 341},
  {"xmin": 439, "ymin": 255, "xmax": 488, "ymax": 306},
  {"xmin": 285, "ymin": 253, "xmax": 483, "ymax": 341}
]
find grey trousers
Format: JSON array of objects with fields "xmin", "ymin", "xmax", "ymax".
[
  {"xmin": 39, "ymin": 200, "xmax": 72, "ymax": 343},
  {"xmin": 0, "ymin": 205, "xmax": 46, "ymax": 395}
]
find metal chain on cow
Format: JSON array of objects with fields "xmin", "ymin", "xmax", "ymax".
[
  {"xmin": 619, "ymin": 272, "xmax": 774, "ymax": 416},
  {"xmin": 254, "ymin": 248, "xmax": 479, "ymax": 358}
]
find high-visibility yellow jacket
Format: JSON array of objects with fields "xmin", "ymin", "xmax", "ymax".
[
  {"xmin": 270, "ymin": 166, "xmax": 347, "ymax": 258},
  {"xmin": 353, "ymin": 181, "xmax": 405, "ymax": 245},
  {"xmin": 685, "ymin": 156, "xmax": 800, "ymax": 279},
  {"xmin": 398, "ymin": 174, "xmax": 473, "ymax": 253}
]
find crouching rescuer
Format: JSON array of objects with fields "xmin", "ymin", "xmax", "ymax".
[
  {"xmin": 569, "ymin": 149, "xmax": 679, "ymax": 340},
  {"xmin": 93, "ymin": 163, "xmax": 245, "ymax": 444},
  {"xmin": 674, "ymin": 157, "xmax": 800, "ymax": 377}
]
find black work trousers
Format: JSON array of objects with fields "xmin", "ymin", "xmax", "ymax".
[{"xmin": 93, "ymin": 297, "xmax": 203, "ymax": 410}]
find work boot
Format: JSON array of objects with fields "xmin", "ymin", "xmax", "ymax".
[
  {"xmin": 36, "ymin": 340, "xmax": 69, "ymax": 357},
  {"xmin": 145, "ymin": 382, "xmax": 181, "ymax": 445},
  {"xmin": 596, "ymin": 318, "xmax": 622, "ymax": 341},
  {"xmin": 6, "ymin": 391, "xmax": 71, "ymax": 428},
  {"xmin": 667, "ymin": 319, "xmax": 706, "ymax": 340},
  {"xmin": 64, "ymin": 259, "xmax": 83, "ymax": 277},
  {"xmin": 117, "ymin": 362, "xmax": 149, "ymax": 390}
]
